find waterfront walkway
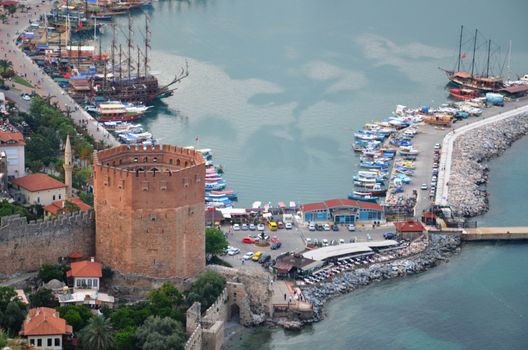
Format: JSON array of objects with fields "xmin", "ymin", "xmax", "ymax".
[
  {"xmin": 463, "ymin": 227, "xmax": 528, "ymax": 241},
  {"xmin": 435, "ymin": 101, "xmax": 528, "ymax": 207},
  {"xmin": 0, "ymin": 1, "xmax": 119, "ymax": 147}
]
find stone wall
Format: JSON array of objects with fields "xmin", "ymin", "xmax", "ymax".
[
  {"xmin": 184, "ymin": 324, "xmax": 202, "ymax": 350},
  {"xmin": 0, "ymin": 211, "xmax": 95, "ymax": 276}
]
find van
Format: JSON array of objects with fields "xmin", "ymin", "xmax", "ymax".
[{"xmin": 268, "ymin": 221, "xmax": 278, "ymax": 231}]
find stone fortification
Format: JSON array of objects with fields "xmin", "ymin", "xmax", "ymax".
[
  {"xmin": 448, "ymin": 114, "xmax": 528, "ymax": 217},
  {"xmin": 94, "ymin": 144, "xmax": 206, "ymax": 280},
  {"xmin": 0, "ymin": 211, "xmax": 95, "ymax": 276}
]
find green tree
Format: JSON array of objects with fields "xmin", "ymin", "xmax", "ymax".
[
  {"xmin": 0, "ymin": 328, "xmax": 7, "ymax": 347},
  {"xmin": 0, "ymin": 200, "xmax": 32, "ymax": 219},
  {"xmin": 38, "ymin": 264, "xmax": 69, "ymax": 283},
  {"xmin": 113, "ymin": 327, "xmax": 136, "ymax": 350},
  {"xmin": 0, "ymin": 286, "xmax": 18, "ymax": 312},
  {"xmin": 205, "ymin": 227, "xmax": 228, "ymax": 256},
  {"xmin": 135, "ymin": 316, "xmax": 184, "ymax": 350},
  {"xmin": 185, "ymin": 271, "xmax": 226, "ymax": 312},
  {"xmin": 3, "ymin": 301, "xmax": 26, "ymax": 336},
  {"xmin": 78, "ymin": 316, "xmax": 114, "ymax": 350},
  {"xmin": 57, "ymin": 305, "xmax": 94, "ymax": 332},
  {"xmin": 29, "ymin": 288, "xmax": 58, "ymax": 308},
  {"xmin": 146, "ymin": 283, "xmax": 184, "ymax": 322}
]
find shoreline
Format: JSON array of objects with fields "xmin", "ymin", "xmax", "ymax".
[{"xmin": 298, "ymin": 234, "xmax": 461, "ymax": 324}]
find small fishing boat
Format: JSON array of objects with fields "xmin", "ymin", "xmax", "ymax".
[
  {"xmin": 348, "ymin": 193, "xmax": 379, "ymax": 203},
  {"xmin": 449, "ymin": 88, "xmax": 479, "ymax": 100}
]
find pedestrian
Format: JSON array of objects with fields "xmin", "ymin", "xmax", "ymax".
[{"xmin": 284, "ymin": 293, "xmax": 287, "ymax": 301}]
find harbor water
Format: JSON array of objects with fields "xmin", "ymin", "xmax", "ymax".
[{"xmin": 104, "ymin": 0, "xmax": 528, "ymax": 348}]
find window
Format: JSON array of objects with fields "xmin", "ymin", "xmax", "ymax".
[
  {"xmin": 76, "ymin": 279, "xmax": 81, "ymax": 287},
  {"xmin": 87, "ymin": 279, "xmax": 92, "ymax": 287},
  {"xmin": 48, "ymin": 338, "xmax": 52, "ymax": 346},
  {"xmin": 59, "ymin": 194, "xmax": 62, "ymax": 199},
  {"xmin": 30, "ymin": 339, "xmax": 34, "ymax": 345},
  {"xmin": 37, "ymin": 338, "xmax": 42, "ymax": 346},
  {"xmin": 53, "ymin": 195, "xmax": 56, "ymax": 201},
  {"xmin": 37, "ymin": 197, "xmax": 40, "ymax": 203},
  {"xmin": 93, "ymin": 279, "xmax": 98, "ymax": 287},
  {"xmin": 55, "ymin": 338, "xmax": 60, "ymax": 346}
]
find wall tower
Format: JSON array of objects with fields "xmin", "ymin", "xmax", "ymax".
[
  {"xmin": 93, "ymin": 144, "xmax": 205, "ymax": 280},
  {"xmin": 63, "ymin": 135, "xmax": 73, "ymax": 198}
]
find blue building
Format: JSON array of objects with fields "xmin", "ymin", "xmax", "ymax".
[{"xmin": 301, "ymin": 198, "xmax": 384, "ymax": 224}]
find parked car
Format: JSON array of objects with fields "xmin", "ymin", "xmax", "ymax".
[
  {"xmin": 241, "ymin": 237, "xmax": 255, "ymax": 244},
  {"xmin": 257, "ymin": 223, "xmax": 265, "ymax": 231},
  {"xmin": 271, "ymin": 241, "xmax": 282, "ymax": 250},
  {"xmin": 249, "ymin": 223, "xmax": 256, "ymax": 231},
  {"xmin": 259, "ymin": 254, "xmax": 271, "ymax": 264},
  {"xmin": 316, "ymin": 224, "xmax": 324, "ymax": 231},
  {"xmin": 306, "ymin": 238, "xmax": 312, "ymax": 245},
  {"xmin": 277, "ymin": 221, "xmax": 285, "ymax": 229},
  {"xmin": 332, "ymin": 225, "xmax": 339, "ymax": 232},
  {"xmin": 322, "ymin": 239, "xmax": 329, "ymax": 246},
  {"xmin": 271, "ymin": 236, "xmax": 280, "ymax": 243},
  {"xmin": 252, "ymin": 251, "xmax": 263, "ymax": 261},
  {"xmin": 421, "ymin": 184, "xmax": 428, "ymax": 190},
  {"xmin": 227, "ymin": 247, "xmax": 240, "ymax": 256},
  {"xmin": 243, "ymin": 252, "xmax": 254, "ymax": 260},
  {"xmin": 233, "ymin": 224, "xmax": 240, "ymax": 231},
  {"xmin": 241, "ymin": 223, "xmax": 248, "ymax": 231},
  {"xmin": 339, "ymin": 239, "xmax": 345, "ymax": 244},
  {"xmin": 384, "ymin": 232, "xmax": 397, "ymax": 240},
  {"xmin": 308, "ymin": 222, "xmax": 316, "ymax": 231},
  {"xmin": 22, "ymin": 94, "xmax": 31, "ymax": 101},
  {"xmin": 348, "ymin": 224, "xmax": 356, "ymax": 232},
  {"xmin": 285, "ymin": 222, "xmax": 293, "ymax": 230}
]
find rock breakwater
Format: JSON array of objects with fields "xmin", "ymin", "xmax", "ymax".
[
  {"xmin": 301, "ymin": 234, "xmax": 461, "ymax": 323},
  {"xmin": 448, "ymin": 113, "xmax": 528, "ymax": 217}
]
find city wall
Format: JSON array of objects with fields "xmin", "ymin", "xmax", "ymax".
[{"xmin": 0, "ymin": 211, "xmax": 95, "ymax": 276}]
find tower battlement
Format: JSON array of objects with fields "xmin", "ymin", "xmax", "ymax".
[{"xmin": 94, "ymin": 144, "xmax": 205, "ymax": 279}]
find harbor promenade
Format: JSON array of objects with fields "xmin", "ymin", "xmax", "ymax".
[
  {"xmin": 462, "ymin": 227, "xmax": 528, "ymax": 241},
  {"xmin": 0, "ymin": 1, "xmax": 119, "ymax": 147},
  {"xmin": 435, "ymin": 100, "xmax": 528, "ymax": 207}
]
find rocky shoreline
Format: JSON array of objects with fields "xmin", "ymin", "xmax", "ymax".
[
  {"xmin": 448, "ymin": 113, "xmax": 528, "ymax": 217},
  {"xmin": 300, "ymin": 234, "xmax": 461, "ymax": 324}
]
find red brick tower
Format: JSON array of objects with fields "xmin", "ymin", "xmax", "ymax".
[{"xmin": 93, "ymin": 144, "xmax": 205, "ymax": 279}]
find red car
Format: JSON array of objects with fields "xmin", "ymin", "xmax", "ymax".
[
  {"xmin": 271, "ymin": 236, "xmax": 280, "ymax": 243},
  {"xmin": 242, "ymin": 237, "xmax": 255, "ymax": 244}
]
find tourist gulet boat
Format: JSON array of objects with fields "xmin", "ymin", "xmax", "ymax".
[
  {"xmin": 449, "ymin": 88, "xmax": 480, "ymax": 100},
  {"xmin": 440, "ymin": 25, "xmax": 504, "ymax": 92}
]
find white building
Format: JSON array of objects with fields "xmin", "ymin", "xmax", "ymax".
[
  {"xmin": 66, "ymin": 258, "xmax": 103, "ymax": 291},
  {"xmin": 19, "ymin": 307, "xmax": 73, "ymax": 350},
  {"xmin": 11, "ymin": 173, "xmax": 67, "ymax": 206},
  {"xmin": 0, "ymin": 120, "xmax": 25, "ymax": 178}
]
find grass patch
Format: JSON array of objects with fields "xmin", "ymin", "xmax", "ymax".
[{"xmin": 13, "ymin": 75, "xmax": 33, "ymax": 88}]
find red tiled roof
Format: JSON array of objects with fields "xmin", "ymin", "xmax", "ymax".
[
  {"xmin": 44, "ymin": 197, "xmax": 92, "ymax": 216},
  {"xmin": 11, "ymin": 173, "xmax": 66, "ymax": 192},
  {"xmin": 66, "ymin": 260, "xmax": 102, "ymax": 278},
  {"xmin": 303, "ymin": 199, "xmax": 383, "ymax": 212},
  {"xmin": 0, "ymin": 126, "xmax": 24, "ymax": 146},
  {"xmin": 394, "ymin": 220, "xmax": 426, "ymax": 233},
  {"xmin": 68, "ymin": 251, "xmax": 83, "ymax": 259},
  {"xmin": 0, "ymin": 1, "xmax": 18, "ymax": 6},
  {"xmin": 301, "ymin": 202, "xmax": 326, "ymax": 212},
  {"xmin": 20, "ymin": 307, "xmax": 72, "ymax": 336}
]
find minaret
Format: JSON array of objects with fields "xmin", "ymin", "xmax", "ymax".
[{"xmin": 63, "ymin": 135, "xmax": 73, "ymax": 198}]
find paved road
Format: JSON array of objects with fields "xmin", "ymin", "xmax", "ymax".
[{"xmin": 0, "ymin": 1, "xmax": 119, "ymax": 147}]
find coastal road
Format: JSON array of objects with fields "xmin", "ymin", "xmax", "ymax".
[
  {"xmin": 436, "ymin": 101, "xmax": 528, "ymax": 207},
  {"xmin": 0, "ymin": 1, "xmax": 120, "ymax": 147}
]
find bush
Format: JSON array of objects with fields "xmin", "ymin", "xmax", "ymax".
[
  {"xmin": 38, "ymin": 264, "xmax": 69, "ymax": 283},
  {"xmin": 185, "ymin": 271, "xmax": 226, "ymax": 312}
]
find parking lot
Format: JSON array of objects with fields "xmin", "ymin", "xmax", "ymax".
[{"xmin": 221, "ymin": 221, "xmax": 397, "ymax": 269}]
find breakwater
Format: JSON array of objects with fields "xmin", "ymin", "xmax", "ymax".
[
  {"xmin": 447, "ymin": 113, "xmax": 528, "ymax": 217},
  {"xmin": 300, "ymin": 234, "xmax": 461, "ymax": 324}
]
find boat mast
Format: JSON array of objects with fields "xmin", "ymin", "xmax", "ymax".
[
  {"xmin": 506, "ymin": 40, "xmax": 512, "ymax": 80},
  {"xmin": 111, "ymin": 25, "xmax": 116, "ymax": 82},
  {"xmin": 119, "ymin": 44, "xmax": 122, "ymax": 81},
  {"xmin": 470, "ymin": 28, "xmax": 477, "ymax": 77},
  {"xmin": 137, "ymin": 45, "xmax": 141, "ymax": 79},
  {"xmin": 127, "ymin": 13, "xmax": 132, "ymax": 81},
  {"xmin": 144, "ymin": 13, "xmax": 150, "ymax": 77},
  {"xmin": 457, "ymin": 25, "xmax": 463, "ymax": 72},
  {"xmin": 485, "ymin": 39, "xmax": 491, "ymax": 78}
]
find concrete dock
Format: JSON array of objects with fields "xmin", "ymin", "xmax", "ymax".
[{"xmin": 462, "ymin": 227, "xmax": 528, "ymax": 241}]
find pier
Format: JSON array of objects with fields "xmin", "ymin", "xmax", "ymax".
[
  {"xmin": 435, "ymin": 102, "xmax": 528, "ymax": 206},
  {"xmin": 462, "ymin": 227, "xmax": 528, "ymax": 241}
]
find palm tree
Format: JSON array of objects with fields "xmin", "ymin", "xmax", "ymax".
[{"xmin": 78, "ymin": 316, "xmax": 115, "ymax": 350}]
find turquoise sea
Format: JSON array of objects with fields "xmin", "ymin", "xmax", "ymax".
[{"xmin": 104, "ymin": 0, "xmax": 528, "ymax": 348}]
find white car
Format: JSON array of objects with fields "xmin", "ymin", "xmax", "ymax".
[
  {"xmin": 322, "ymin": 239, "xmax": 329, "ymax": 246},
  {"xmin": 323, "ymin": 224, "xmax": 331, "ymax": 231},
  {"xmin": 285, "ymin": 222, "xmax": 293, "ymax": 229},
  {"xmin": 306, "ymin": 238, "xmax": 312, "ymax": 244},
  {"xmin": 421, "ymin": 184, "xmax": 428, "ymax": 190},
  {"xmin": 227, "ymin": 247, "xmax": 240, "ymax": 256},
  {"xmin": 348, "ymin": 224, "xmax": 356, "ymax": 232},
  {"xmin": 257, "ymin": 223, "xmax": 265, "ymax": 231},
  {"xmin": 434, "ymin": 143, "xmax": 441, "ymax": 149},
  {"xmin": 308, "ymin": 223, "xmax": 316, "ymax": 231},
  {"xmin": 243, "ymin": 252, "xmax": 254, "ymax": 260},
  {"xmin": 241, "ymin": 223, "xmax": 248, "ymax": 230},
  {"xmin": 339, "ymin": 239, "xmax": 345, "ymax": 244},
  {"xmin": 22, "ymin": 94, "xmax": 31, "ymax": 101},
  {"xmin": 233, "ymin": 224, "xmax": 240, "ymax": 231}
]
